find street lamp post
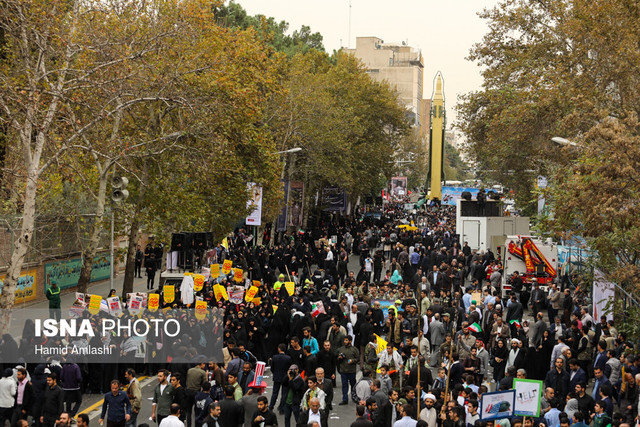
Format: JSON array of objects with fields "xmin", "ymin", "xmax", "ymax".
[{"xmin": 273, "ymin": 148, "xmax": 302, "ymax": 246}]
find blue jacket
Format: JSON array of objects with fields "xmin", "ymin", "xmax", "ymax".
[
  {"xmin": 303, "ymin": 337, "xmax": 319, "ymax": 356},
  {"xmin": 569, "ymin": 368, "xmax": 587, "ymax": 390},
  {"xmin": 101, "ymin": 391, "xmax": 131, "ymax": 422}
]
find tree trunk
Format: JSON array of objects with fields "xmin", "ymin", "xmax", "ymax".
[
  {"xmin": 0, "ymin": 169, "xmax": 38, "ymax": 333},
  {"xmin": 77, "ymin": 170, "xmax": 108, "ymax": 293},
  {"xmin": 122, "ymin": 160, "xmax": 149, "ymax": 296}
]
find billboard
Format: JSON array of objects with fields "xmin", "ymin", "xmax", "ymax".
[
  {"xmin": 45, "ymin": 254, "xmax": 111, "ymax": 290},
  {"xmin": 0, "ymin": 268, "xmax": 38, "ymax": 304},
  {"xmin": 441, "ymin": 186, "xmax": 480, "ymax": 206},
  {"xmin": 390, "ymin": 176, "xmax": 407, "ymax": 198},
  {"xmin": 245, "ymin": 182, "xmax": 263, "ymax": 226},
  {"xmin": 276, "ymin": 180, "xmax": 289, "ymax": 232},
  {"xmin": 288, "ymin": 181, "xmax": 304, "ymax": 227},
  {"xmin": 322, "ymin": 187, "xmax": 347, "ymax": 212}
]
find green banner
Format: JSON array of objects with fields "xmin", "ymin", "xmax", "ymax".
[{"xmin": 45, "ymin": 254, "xmax": 111, "ymax": 290}]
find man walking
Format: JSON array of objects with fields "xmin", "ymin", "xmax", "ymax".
[
  {"xmin": 99, "ymin": 380, "xmax": 131, "ymax": 427},
  {"xmin": 337, "ymin": 336, "xmax": 360, "ymax": 406},
  {"xmin": 152, "ymin": 370, "xmax": 174, "ymax": 425},
  {"xmin": 124, "ymin": 370, "xmax": 141, "ymax": 427},
  {"xmin": 40, "ymin": 374, "xmax": 64, "ymax": 427}
]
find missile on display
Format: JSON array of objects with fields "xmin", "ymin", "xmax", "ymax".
[{"xmin": 426, "ymin": 72, "xmax": 445, "ymax": 201}]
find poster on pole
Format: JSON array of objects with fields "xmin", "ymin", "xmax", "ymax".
[
  {"xmin": 593, "ymin": 269, "xmax": 615, "ymax": 321},
  {"xmin": 390, "ymin": 176, "xmax": 408, "ymax": 198},
  {"xmin": 513, "ymin": 379, "xmax": 543, "ymax": 417},
  {"xmin": 480, "ymin": 390, "xmax": 515, "ymax": 420},
  {"xmin": 276, "ymin": 180, "xmax": 290, "ymax": 232},
  {"xmin": 246, "ymin": 182, "xmax": 263, "ymax": 226},
  {"xmin": 288, "ymin": 181, "xmax": 304, "ymax": 227}
]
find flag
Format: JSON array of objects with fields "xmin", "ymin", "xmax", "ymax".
[
  {"xmin": 468, "ymin": 322, "xmax": 482, "ymax": 333},
  {"xmin": 375, "ymin": 334, "xmax": 387, "ymax": 355},
  {"xmin": 311, "ymin": 301, "xmax": 325, "ymax": 318},
  {"xmin": 509, "ymin": 319, "xmax": 521, "ymax": 328}
]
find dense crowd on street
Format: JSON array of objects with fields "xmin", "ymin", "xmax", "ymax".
[{"xmin": 0, "ymin": 201, "xmax": 638, "ymax": 427}]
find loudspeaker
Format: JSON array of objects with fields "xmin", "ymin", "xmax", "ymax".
[
  {"xmin": 460, "ymin": 200, "xmax": 479, "ymax": 216},
  {"xmin": 461, "ymin": 191, "xmax": 472, "ymax": 201},
  {"xmin": 111, "ymin": 189, "xmax": 129, "ymax": 202},
  {"xmin": 365, "ymin": 196, "xmax": 374, "ymax": 204},
  {"xmin": 206, "ymin": 232, "xmax": 214, "ymax": 248},
  {"xmin": 375, "ymin": 196, "xmax": 383, "ymax": 205},
  {"xmin": 171, "ymin": 233, "xmax": 185, "ymax": 252},
  {"xmin": 536, "ymin": 264, "xmax": 545, "ymax": 276},
  {"xmin": 485, "ymin": 201, "xmax": 501, "ymax": 216},
  {"xmin": 193, "ymin": 232, "xmax": 208, "ymax": 248}
]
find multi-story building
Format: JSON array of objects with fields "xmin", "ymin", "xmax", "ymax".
[{"xmin": 344, "ymin": 36, "xmax": 424, "ymax": 133}]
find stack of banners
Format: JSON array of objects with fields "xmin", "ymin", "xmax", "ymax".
[
  {"xmin": 107, "ymin": 296, "xmax": 123, "ymax": 317},
  {"xmin": 245, "ymin": 285, "xmax": 259, "ymax": 302},
  {"xmin": 148, "ymin": 293, "xmax": 160, "ymax": 312},
  {"xmin": 222, "ymin": 259, "xmax": 233, "ymax": 275},
  {"xmin": 234, "ymin": 268, "xmax": 243, "ymax": 283},
  {"xmin": 88, "ymin": 294, "xmax": 102, "ymax": 315},
  {"xmin": 163, "ymin": 285, "xmax": 175, "ymax": 304},
  {"xmin": 193, "ymin": 274, "xmax": 205, "ymax": 292},
  {"xmin": 285, "ymin": 282, "xmax": 295, "ymax": 296},
  {"xmin": 311, "ymin": 301, "xmax": 325, "ymax": 318},
  {"xmin": 210, "ymin": 264, "xmax": 220, "ymax": 278},
  {"xmin": 229, "ymin": 286, "xmax": 245, "ymax": 304},
  {"xmin": 195, "ymin": 300, "xmax": 208, "ymax": 320}
]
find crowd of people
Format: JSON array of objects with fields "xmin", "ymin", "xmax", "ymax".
[{"xmin": 0, "ymin": 202, "xmax": 638, "ymax": 427}]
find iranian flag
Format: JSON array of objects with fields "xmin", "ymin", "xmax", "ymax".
[
  {"xmin": 468, "ymin": 322, "xmax": 482, "ymax": 333},
  {"xmin": 311, "ymin": 301, "xmax": 325, "ymax": 318},
  {"xmin": 509, "ymin": 319, "xmax": 521, "ymax": 328}
]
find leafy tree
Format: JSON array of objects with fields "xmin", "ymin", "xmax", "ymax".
[
  {"xmin": 214, "ymin": 1, "xmax": 324, "ymax": 56},
  {"xmin": 458, "ymin": 0, "xmax": 640, "ymax": 337}
]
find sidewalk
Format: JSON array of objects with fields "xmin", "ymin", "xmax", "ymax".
[{"xmin": 8, "ymin": 271, "xmax": 152, "ymax": 338}]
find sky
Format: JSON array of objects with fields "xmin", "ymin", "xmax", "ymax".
[{"xmin": 236, "ymin": 0, "xmax": 501, "ymax": 128}]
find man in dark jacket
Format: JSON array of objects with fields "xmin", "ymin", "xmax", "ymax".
[
  {"xmin": 218, "ymin": 386, "xmax": 243, "ymax": 427},
  {"xmin": 296, "ymin": 397, "xmax": 328, "ymax": 427},
  {"xmin": 252, "ymin": 396, "xmax": 278, "ymax": 427},
  {"xmin": 545, "ymin": 357, "xmax": 570, "ymax": 400},
  {"xmin": 12, "ymin": 367, "xmax": 35, "ymax": 427},
  {"xmin": 99, "ymin": 380, "xmax": 131, "ymax": 427},
  {"xmin": 269, "ymin": 344, "xmax": 292, "ymax": 412},
  {"xmin": 40, "ymin": 374, "xmax": 64, "ymax": 427},
  {"xmin": 316, "ymin": 341, "xmax": 337, "ymax": 388},
  {"xmin": 60, "ymin": 362, "xmax": 82, "ymax": 417},
  {"xmin": 282, "ymin": 365, "xmax": 305, "ymax": 427}
]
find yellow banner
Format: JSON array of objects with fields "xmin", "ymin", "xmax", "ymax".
[
  {"xmin": 88, "ymin": 294, "xmax": 102, "ymax": 315},
  {"xmin": 375, "ymin": 334, "xmax": 387, "ymax": 355},
  {"xmin": 184, "ymin": 272, "xmax": 194, "ymax": 277},
  {"xmin": 273, "ymin": 305, "xmax": 278, "ymax": 314},
  {"xmin": 245, "ymin": 285, "xmax": 258, "ymax": 302},
  {"xmin": 222, "ymin": 259, "xmax": 233, "ymax": 275},
  {"xmin": 163, "ymin": 285, "xmax": 175, "ymax": 304},
  {"xmin": 285, "ymin": 282, "xmax": 295, "ymax": 296},
  {"xmin": 0, "ymin": 269, "xmax": 37, "ymax": 304},
  {"xmin": 253, "ymin": 280, "xmax": 261, "ymax": 288},
  {"xmin": 251, "ymin": 297, "xmax": 261, "ymax": 305},
  {"xmin": 213, "ymin": 284, "xmax": 229, "ymax": 301},
  {"xmin": 148, "ymin": 293, "xmax": 160, "ymax": 312},
  {"xmin": 211, "ymin": 264, "xmax": 220, "ymax": 277},
  {"xmin": 195, "ymin": 300, "xmax": 208, "ymax": 320},
  {"xmin": 194, "ymin": 274, "xmax": 205, "ymax": 291},
  {"xmin": 234, "ymin": 268, "xmax": 244, "ymax": 282}
]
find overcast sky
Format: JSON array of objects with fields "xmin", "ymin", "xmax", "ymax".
[{"xmin": 237, "ymin": 0, "xmax": 501, "ymax": 128}]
